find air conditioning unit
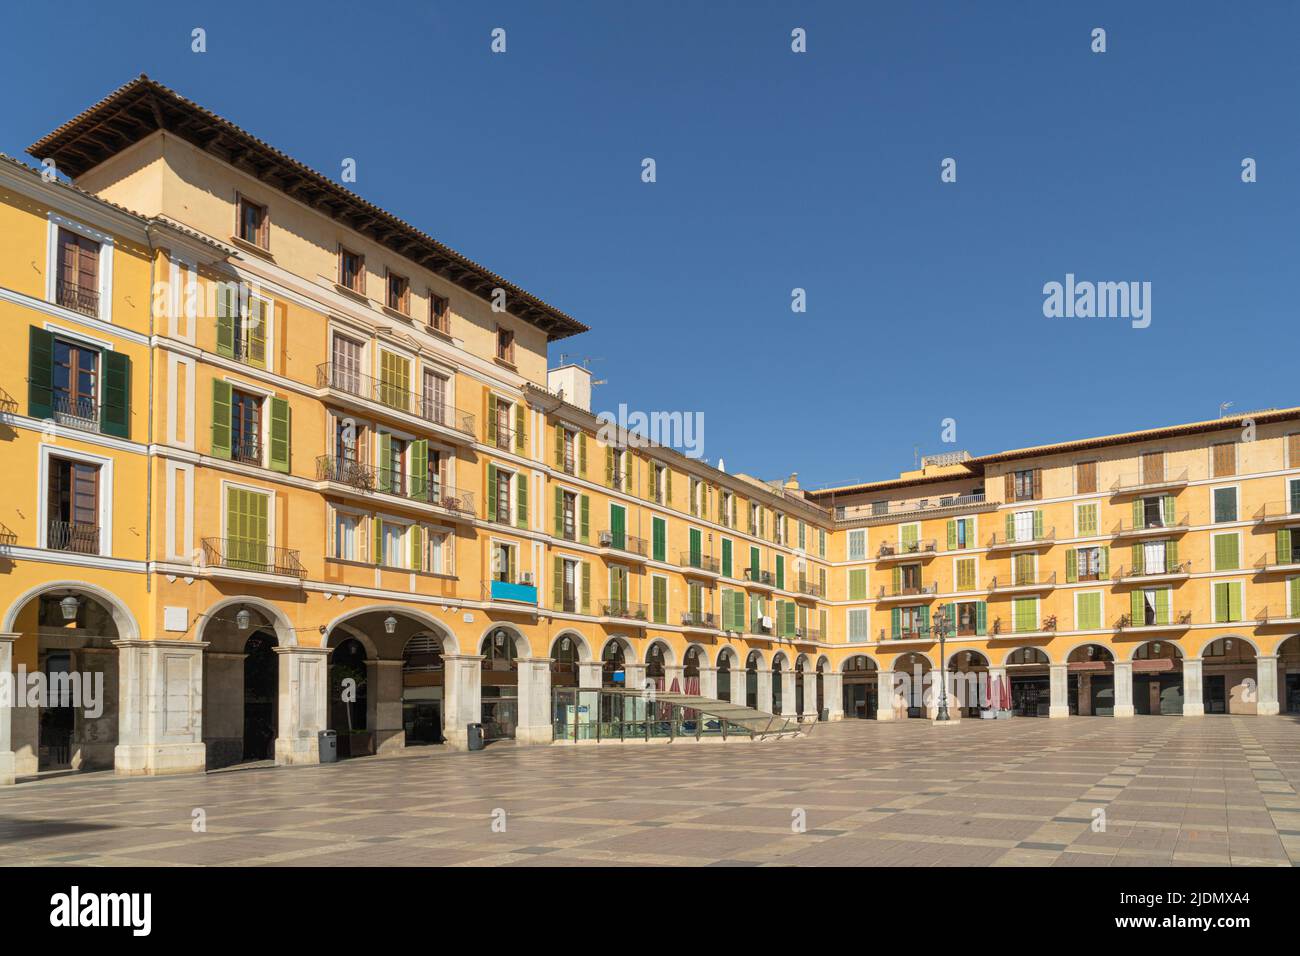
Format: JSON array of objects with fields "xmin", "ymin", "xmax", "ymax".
[
  {"xmin": 520, "ymin": 572, "xmax": 534, "ymax": 585},
  {"xmin": 761, "ymin": 616, "xmax": 773, "ymax": 630},
  {"xmin": 598, "ymin": 531, "xmax": 613, "ymax": 546}
]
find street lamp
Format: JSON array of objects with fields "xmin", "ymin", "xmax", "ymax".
[{"xmin": 931, "ymin": 606, "xmax": 952, "ymax": 721}]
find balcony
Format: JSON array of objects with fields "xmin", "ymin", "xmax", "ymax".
[
  {"xmin": 986, "ymin": 616, "xmax": 1058, "ymax": 639},
  {"xmin": 315, "ymin": 456, "xmax": 475, "ymax": 518},
  {"xmin": 988, "ymin": 571, "xmax": 1057, "ymax": 593},
  {"xmin": 56, "ymin": 279, "xmax": 99, "ymax": 318},
  {"xmin": 489, "ymin": 579, "xmax": 538, "ymax": 605},
  {"xmin": 1110, "ymin": 515, "xmax": 1189, "ymax": 539},
  {"xmin": 796, "ymin": 575, "xmax": 824, "ymax": 598},
  {"xmin": 879, "ymin": 626, "xmax": 933, "ymax": 643},
  {"xmin": 47, "ymin": 520, "xmax": 99, "ymax": 555},
  {"xmin": 231, "ymin": 436, "xmax": 263, "ymax": 467},
  {"xmin": 1254, "ymin": 501, "xmax": 1300, "ymax": 525},
  {"xmin": 1255, "ymin": 550, "xmax": 1300, "ymax": 574},
  {"xmin": 1255, "ymin": 606, "xmax": 1300, "ymax": 627},
  {"xmin": 1113, "ymin": 561, "xmax": 1191, "ymax": 584},
  {"xmin": 1115, "ymin": 611, "xmax": 1192, "ymax": 633},
  {"xmin": 681, "ymin": 610, "xmax": 719, "ymax": 630},
  {"xmin": 52, "ymin": 393, "xmax": 99, "ymax": 434},
  {"xmin": 837, "ymin": 492, "xmax": 995, "ymax": 526},
  {"xmin": 680, "ymin": 552, "xmax": 721, "ymax": 576},
  {"xmin": 876, "ymin": 540, "xmax": 938, "ymax": 563},
  {"xmin": 599, "ymin": 530, "xmax": 648, "ymax": 559},
  {"xmin": 601, "ymin": 599, "xmax": 648, "ymax": 622},
  {"xmin": 1110, "ymin": 468, "xmax": 1190, "ymax": 497},
  {"xmin": 491, "ymin": 424, "xmax": 518, "ymax": 452},
  {"xmin": 201, "ymin": 536, "xmax": 305, "ymax": 580},
  {"xmin": 559, "ymin": 455, "xmax": 579, "ymax": 477},
  {"xmin": 742, "ymin": 566, "xmax": 774, "ymax": 588},
  {"xmin": 799, "ymin": 626, "xmax": 823, "ymax": 641},
  {"xmin": 876, "ymin": 582, "xmax": 939, "ymax": 603},
  {"xmin": 986, "ymin": 528, "xmax": 1055, "ymax": 551},
  {"xmin": 316, "ymin": 363, "xmax": 476, "ymax": 440}
]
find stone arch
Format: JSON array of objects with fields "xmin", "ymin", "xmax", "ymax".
[
  {"xmin": 771, "ymin": 650, "xmax": 790, "ymax": 668},
  {"xmin": 323, "ymin": 605, "xmax": 460, "ymax": 656},
  {"xmin": 198, "ymin": 595, "xmax": 296, "ymax": 648},
  {"xmin": 478, "ymin": 623, "xmax": 528, "ymax": 659},
  {"xmin": 999, "ymin": 645, "xmax": 1050, "ymax": 666},
  {"xmin": 744, "ymin": 647, "xmax": 768, "ymax": 668},
  {"xmin": 643, "ymin": 638, "xmax": 677, "ymax": 667},
  {"xmin": 1191, "ymin": 632, "xmax": 1259, "ymax": 660},
  {"xmin": 552, "ymin": 629, "xmax": 593, "ymax": 662},
  {"xmin": 2, "ymin": 580, "xmax": 140, "ymax": 641},
  {"xmin": 598, "ymin": 634, "xmax": 635, "ymax": 661},
  {"xmin": 716, "ymin": 644, "xmax": 740, "ymax": 669},
  {"xmin": 948, "ymin": 648, "xmax": 989, "ymax": 669},
  {"xmin": 1060, "ymin": 640, "xmax": 1115, "ymax": 666},
  {"xmin": 840, "ymin": 653, "xmax": 879, "ymax": 673},
  {"xmin": 1123, "ymin": 639, "xmax": 1184, "ymax": 663},
  {"xmin": 890, "ymin": 650, "xmax": 934, "ymax": 670}
]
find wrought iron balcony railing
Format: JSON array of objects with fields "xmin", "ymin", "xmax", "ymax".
[
  {"xmin": 231, "ymin": 436, "xmax": 263, "ymax": 466},
  {"xmin": 796, "ymin": 576, "xmax": 824, "ymax": 597},
  {"xmin": 316, "ymin": 363, "xmax": 476, "ymax": 435},
  {"xmin": 877, "ymin": 539, "xmax": 938, "ymax": 559},
  {"xmin": 202, "ymin": 536, "xmax": 305, "ymax": 578},
  {"xmin": 837, "ymin": 492, "xmax": 992, "ymax": 524},
  {"xmin": 1110, "ymin": 468, "xmax": 1190, "ymax": 495},
  {"xmin": 1116, "ymin": 611, "xmax": 1192, "ymax": 630},
  {"xmin": 681, "ymin": 610, "xmax": 718, "ymax": 628},
  {"xmin": 315, "ymin": 455, "xmax": 474, "ymax": 514},
  {"xmin": 52, "ymin": 393, "xmax": 99, "ymax": 433},
  {"xmin": 1114, "ymin": 561, "xmax": 1191, "ymax": 579},
  {"xmin": 877, "ymin": 581, "xmax": 939, "ymax": 600},
  {"xmin": 599, "ymin": 530, "xmax": 647, "ymax": 556},
  {"xmin": 1111, "ymin": 514, "xmax": 1190, "ymax": 537},
  {"xmin": 989, "ymin": 571, "xmax": 1058, "ymax": 590},
  {"xmin": 986, "ymin": 527, "xmax": 1056, "ymax": 549},
  {"xmin": 681, "ymin": 552, "xmax": 721, "ymax": 574},
  {"xmin": 742, "ymin": 566, "xmax": 773, "ymax": 585},
  {"xmin": 601, "ymin": 599, "xmax": 648, "ymax": 622},
  {"xmin": 56, "ymin": 279, "xmax": 99, "ymax": 318},
  {"xmin": 47, "ymin": 520, "xmax": 99, "ymax": 554}
]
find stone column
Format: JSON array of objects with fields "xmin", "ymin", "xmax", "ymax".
[
  {"xmin": 824, "ymin": 671, "xmax": 844, "ymax": 720},
  {"xmin": 780, "ymin": 670, "xmax": 797, "ymax": 717},
  {"xmin": 698, "ymin": 666, "xmax": 718, "ymax": 700},
  {"xmin": 877, "ymin": 671, "xmax": 899, "ymax": 721},
  {"xmin": 1182, "ymin": 658, "xmax": 1205, "ymax": 716},
  {"xmin": 756, "ymin": 668, "xmax": 773, "ymax": 713},
  {"xmin": 1113, "ymin": 661, "xmax": 1135, "ymax": 717},
  {"xmin": 577, "ymin": 661, "xmax": 603, "ymax": 689},
  {"xmin": 986, "ymin": 666, "xmax": 1007, "ymax": 713},
  {"xmin": 114, "ymin": 639, "xmax": 208, "ymax": 776},
  {"xmin": 1049, "ymin": 664, "xmax": 1069, "ymax": 718},
  {"xmin": 515, "ymin": 657, "xmax": 553, "ymax": 746},
  {"xmin": 274, "ymin": 645, "xmax": 329, "ymax": 765},
  {"xmin": 367, "ymin": 659, "xmax": 406, "ymax": 754},
  {"xmin": 801, "ymin": 670, "xmax": 817, "ymax": 720},
  {"xmin": 0, "ymin": 634, "xmax": 16, "ymax": 785},
  {"xmin": 624, "ymin": 662, "xmax": 647, "ymax": 696},
  {"xmin": 664, "ymin": 664, "xmax": 685, "ymax": 693},
  {"xmin": 1256, "ymin": 655, "xmax": 1280, "ymax": 716},
  {"xmin": 442, "ymin": 654, "xmax": 483, "ymax": 752},
  {"xmin": 729, "ymin": 668, "xmax": 745, "ymax": 706}
]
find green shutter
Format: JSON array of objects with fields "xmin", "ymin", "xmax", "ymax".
[
  {"xmin": 917, "ymin": 604, "xmax": 929, "ymax": 635},
  {"xmin": 580, "ymin": 495, "xmax": 590, "ymax": 542},
  {"xmin": 891, "ymin": 566, "xmax": 901, "ymax": 594},
  {"xmin": 1098, "ymin": 546, "xmax": 1110, "ymax": 580},
  {"xmin": 1163, "ymin": 494, "xmax": 1176, "ymax": 525},
  {"xmin": 554, "ymin": 424, "xmax": 565, "ymax": 468},
  {"xmin": 373, "ymin": 517, "xmax": 383, "ymax": 565},
  {"xmin": 653, "ymin": 517, "xmax": 666, "ymax": 562},
  {"xmin": 247, "ymin": 299, "xmax": 266, "ymax": 368},
  {"xmin": 946, "ymin": 520, "xmax": 956, "ymax": 550},
  {"xmin": 516, "ymin": 473, "xmax": 528, "ymax": 528},
  {"xmin": 268, "ymin": 396, "xmax": 291, "ymax": 473},
  {"xmin": 581, "ymin": 562, "xmax": 591, "ymax": 613},
  {"xmin": 1132, "ymin": 543, "xmax": 1143, "ymax": 573},
  {"xmin": 1130, "ymin": 589, "xmax": 1144, "ymax": 624},
  {"xmin": 750, "ymin": 546, "xmax": 760, "ymax": 578},
  {"xmin": 553, "ymin": 556, "xmax": 564, "ymax": 608},
  {"xmin": 486, "ymin": 463, "xmax": 497, "ymax": 520},
  {"xmin": 975, "ymin": 601, "xmax": 987, "ymax": 636},
  {"xmin": 611, "ymin": 504, "xmax": 626, "ymax": 549},
  {"xmin": 1132, "ymin": 499, "xmax": 1144, "ymax": 527},
  {"xmin": 100, "ymin": 350, "xmax": 130, "ymax": 438},
  {"xmin": 720, "ymin": 537, "xmax": 731, "ymax": 576},
  {"xmin": 578, "ymin": 432, "xmax": 587, "ymax": 475},
  {"xmin": 1166, "ymin": 539, "xmax": 1179, "ymax": 571},
  {"xmin": 27, "ymin": 326, "xmax": 55, "ymax": 421},
  {"xmin": 1278, "ymin": 529, "xmax": 1292, "ymax": 565},
  {"xmin": 689, "ymin": 528, "xmax": 702, "ymax": 564},
  {"xmin": 890, "ymin": 607, "xmax": 901, "ymax": 639},
  {"xmin": 1065, "ymin": 548, "xmax": 1077, "ymax": 583},
  {"xmin": 211, "ymin": 379, "xmax": 232, "ymax": 459},
  {"xmin": 409, "ymin": 525, "xmax": 423, "ymax": 571},
  {"xmin": 785, "ymin": 601, "xmax": 796, "ymax": 636},
  {"xmin": 605, "ymin": 446, "xmax": 614, "ymax": 487},
  {"xmin": 216, "ymin": 285, "xmax": 235, "ymax": 358},
  {"xmin": 554, "ymin": 486, "xmax": 564, "ymax": 537},
  {"xmin": 486, "ymin": 394, "xmax": 497, "ymax": 444},
  {"xmin": 515, "ymin": 402, "xmax": 526, "ymax": 453},
  {"xmin": 775, "ymin": 555, "xmax": 784, "ymax": 589},
  {"xmin": 377, "ymin": 433, "xmax": 392, "ymax": 491},
  {"xmin": 849, "ymin": 569, "xmax": 866, "ymax": 600},
  {"xmin": 1032, "ymin": 510, "xmax": 1043, "ymax": 538},
  {"xmin": 653, "ymin": 577, "xmax": 667, "ymax": 624},
  {"xmin": 1005, "ymin": 513, "xmax": 1014, "ymax": 540},
  {"xmin": 1154, "ymin": 588, "xmax": 1170, "ymax": 626},
  {"xmin": 1289, "ymin": 577, "xmax": 1300, "ymax": 617},
  {"xmin": 1215, "ymin": 534, "xmax": 1237, "ymax": 571}
]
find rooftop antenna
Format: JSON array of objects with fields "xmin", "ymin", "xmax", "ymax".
[{"xmin": 1219, "ymin": 401, "xmax": 1234, "ymax": 418}]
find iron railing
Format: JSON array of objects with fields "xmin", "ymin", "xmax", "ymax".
[
  {"xmin": 986, "ymin": 527, "xmax": 1056, "ymax": 548},
  {"xmin": 989, "ymin": 570, "xmax": 1058, "ymax": 590},
  {"xmin": 1114, "ymin": 561, "xmax": 1191, "ymax": 579},
  {"xmin": 837, "ymin": 492, "xmax": 992, "ymax": 524},
  {"xmin": 1116, "ymin": 611, "xmax": 1192, "ymax": 630},
  {"xmin": 877, "ymin": 539, "xmax": 938, "ymax": 559},
  {"xmin": 796, "ymin": 575, "xmax": 824, "ymax": 597},
  {"xmin": 201, "ymin": 536, "xmax": 305, "ymax": 578},
  {"xmin": 681, "ymin": 610, "xmax": 718, "ymax": 628},
  {"xmin": 877, "ymin": 581, "xmax": 938, "ymax": 600},
  {"xmin": 315, "ymin": 455, "xmax": 474, "ymax": 514},
  {"xmin": 599, "ymin": 530, "xmax": 647, "ymax": 556},
  {"xmin": 742, "ymin": 566, "xmax": 773, "ymax": 585},
  {"xmin": 316, "ymin": 362, "xmax": 476, "ymax": 435},
  {"xmin": 1110, "ymin": 468, "xmax": 1190, "ymax": 494},
  {"xmin": 1111, "ymin": 514, "xmax": 1189, "ymax": 536},
  {"xmin": 682, "ymin": 552, "xmax": 721, "ymax": 574},
  {"xmin": 56, "ymin": 279, "xmax": 99, "ymax": 317},
  {"xmin": 231, "ymin": 436, "xmax": 262, "ymax": 466},
  {"xmin": 52, "ymin": 393, "xmax": 99, "ymax": 433},
  {"xmin": 601, "ymin": 599, "xmax": 648, "ymax": 621},
  {"xmin": 47, "ymin": 520, "xmax": 99, "ymax": 554}
]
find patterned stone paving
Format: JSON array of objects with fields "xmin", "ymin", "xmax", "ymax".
[{"xmin": 2, "ymin": 716, "xmax": 1299, "ymax": 867}]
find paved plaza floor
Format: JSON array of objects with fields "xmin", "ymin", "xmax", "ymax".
[{"xmin": 2, "ymin": 716, "xmax": 1299, "ymax": 867}]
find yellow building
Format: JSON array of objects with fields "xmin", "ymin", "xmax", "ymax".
[{"xmin": 0, "ymin": 76, "xmax": 1297, "ymax": 783}]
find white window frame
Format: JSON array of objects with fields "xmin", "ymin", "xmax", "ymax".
[
  {"xmin": 1210, "ymin": 484, "xmax": 1240, "ymax": 524},
  {"xmin": 38, "ymin": 443, "xmax": 115, "ymax": 557},
  {"xmin": 952, "ymin": 555, "xmax": 978, "ymax": 592},
  {"xmin": 846, "ymin": 607, "xmax": 870, "ymax": 643},
  {"xmin": 1210, "ymin": 530, "xmax": 1241, "ymax": 571},
  {"xmin": 1074, "ymin": 589, "xmax": 1104, "ymax": 632},
  {"xmin": 1074, "ymin": 501, "xmax": 1099, "ymax": 537},
  {"xmin": 46, "ymin": 213, "xmax": 114, "ymax": 324},
  {"xmin": 847, "ymin": 528, "xmax": 867, "ymax": 562}
]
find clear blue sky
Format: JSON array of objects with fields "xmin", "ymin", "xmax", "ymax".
[{"xmin": 3, "ymin": 1, "xmax": 1296, "ymax": 489}]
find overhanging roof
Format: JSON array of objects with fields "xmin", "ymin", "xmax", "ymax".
[{"xmin": 29, "ymin": 75, "xmax": 588, "ymax": 341}]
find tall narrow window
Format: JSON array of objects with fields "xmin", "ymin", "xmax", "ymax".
[
  {"xmin": 1075, "ymin": 460, "xmax": 1097, "ymax": 495},
  {"xmin": 423, "ymin": 369, "xmax": 448, "ymax": 425},
  {"xmin": 430, "ymin": 294, "xmax": 450, "ymax": 333},
  {"xmin": 1212, "ymin": 443, "xmax": 1235, "ymax": 478},
  {"xmin": 339, "ymin": 248, "xmax": 364, "ymax": 293},
  {"xmin": 331, "ymin": 334, "xmax": 364, "ymax": 396},
  {"xmin": 230, "ymin": 389, "xmax": 263, "ymax": 465},
  {"xmin": 237, "ymin": 197, "xmax": 268, "ymax": 248},
  {"xmin": 52, "ymin": 338, "xmax": 99, "ymax": 430},
  {"xmin": 386, "ymin": 271, "xmax": 410, "ymax": 314},
  {"xmin": 1141, "ymin": 451, "xmax": 1164, "ymax": 485},
  {"xmin": 56, "ymin": 228, "xmax": 100, "ymax": 317},
  {"xmin": 47, "ymin": 457, "xmax": 100, "ymax": 554},
  {"xmin": 496, "ymin": 326, "xmax": 515, "ymax": 364}
]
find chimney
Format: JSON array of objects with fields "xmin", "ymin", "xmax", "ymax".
[
  {"xmin": 547, "ymin": 363, "xmax": 592, "ymax": 413},
  {"xmin": 784, "ymin": 472, "xmax": 799, "ymax": 490}
]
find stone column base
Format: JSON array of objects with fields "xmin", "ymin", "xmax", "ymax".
[
  {"xmin": 875, "ymin": 708, "xmax": 895, "ymax": 721},
  {"xmin": 1049, "ymin": 705, "xmax": 1069, "ymax": 719},
  {"xmin": 1257, "ymin": 702, "xmax": 1280, "ymax": 716},
  {"xmin": 276, "ymin": 733, "xmax": 321, "ymax": 766},
  {"xmin": 1182, "ymin": 702, "xmax": 1205, "ymax": 716},
  {"xmin": 1113, "ymin": 705, "xmax": 1135, "ymax": 718},
  {"xmin": 114, "ymin": 742, "xmax": 207, "ymax": 777},
  {"xmin": 375, "ymin": 729, "xmax": 406, "ymax": 755},
  {"xmin": 0, "ymin": 751, "xmax": 15, "ymax": 786},
  {"xmin": 515, "ymin": 725, "xmax": 554, "ymax": 746}
]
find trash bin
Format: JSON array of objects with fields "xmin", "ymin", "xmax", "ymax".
[
  {"xmin": 466, "ymin": 723, "xmax": 484, "ymax": 752},
  {"xmin": 318, "ymin": 729, "xmax": 338, "ymax": 763},
  {"xmin": 820, "ymin": 708, "xmax": 829, "ymax": 723}
]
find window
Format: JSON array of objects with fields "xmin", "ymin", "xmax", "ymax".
[
  {"xmin": 1213, "ymin": 581, "xmax": 1243, "ymax": 623},
  {"xmin": 46, "ymin": 456, "xmax": 100, "ymax": 554},
  {"xmin": 52, "ymin": 337, "xmax": 99, "ymax": 429},
  {"xmin": 386, "ymin": 270, "xmax": 410, "ymax": 314},
  {"xmin": 900, "ymin": 523, "xmax": 920, "ymax": 550},
  {"xmin": 652, "ymin": 463, "xmax": 667, "ymax": 504},
  {"xmin": 237, "ymin": 196, "xmax": 268, "ymax": 248},
  {"xmin": 1012, "ymin": 510, "xmax": 1037, "ymax": 542},
  {"xmin": 1135, "ymin": 588, "xmax": 1170, "ymax": 626},
  {"xmin": 1075, "ymin": 502, "xmax": 1098, "ymax": 536},
  {"xmin": 947, "ymin": 517, "xmax": 973, "ymax": 550},
  {"xmin": 898, "ymin": 563, "xmax": 921, "ymax": 592},
  {"xmin": 847, "ymin": 529, "xmax": 866, "ymax": 561},
  {"xmin": 1140, "ymin": 496, "xmax": 1166, "ymax": 529},
  {"xmin": 339, "ymin": 248, "xmax": 364, "ymax": 293},
  {"xmin": 1212, "ymin": 442, "xmax": 1236, "ymax": 478},
  {"xmin": 381, "ymin": 522, "xmax": 406, "ymax": 568},
  {"xmin": 378, "ymin": 351, "xmax": 411, "ymax": 411},
  {"xmin": 56, "ymin": 227, "xmax": 100, "ymax": 317},
  {"xmin": 818, "ymin": 528, "xmax": 826, "ymax": 558},
  {"xmin": 1140, "ymin": 539, "xmax": 1168, "ymax": 575},
  {"xmin": 333, "ymin": 512, "xmax": 359, "ymax": 561},
  {"xmin": 774, "ymin": 513, "xmax": 785, "ymax": 545},
  {"xmin": 217, "ymin": 287, "xmax": 268, "ymax": 368},
  {"xmin": 652, "ymin": 576, "xmax": 668, "ymax": 624},
  {"xmin": 1212, "ymin": 532, "xmax": 1240, "ymax": 571},
  {"xmin": 429, "ymin": 293, "xmax": 450, "ymax": 333},
  {"xmin": 330, "ymin": 334, "xmax": 364, "ymax": 396},
  {"xmin": 898, "ymin": 605, "xmax": 927, "ymax": 638},
  {"xmin": 1290, "ymin": 478, "xmax": 1300, "ymax": 516},
  {"xmin": 1141, "ymin": 451, "xmax": 1164, "ymax": 485},
  {"xmin": 955, "ymin": 557, "xmax": 976, "ymax": 591},
  {"xmin": 494, "ymin": 468, "xmax": 513, "ymax": 524},
  {"xmin": 496, "ymin": 326, "xmax": 515, "ymax": 364},
  {"xmin": 1076, "ymin": 546, "xmax": 1102, "ymax": 581},
  {"xmin": 1279, "ymin": 529, "xmax": 1300, "ymax": 566},
  {"xmin": 954, "ymin": 601, "xmax": 980, "ymax": 636},
  {"xmin": 1213, "ymin": 487, "xmax": 1238, "ymax": 523},
  {"xmin": 230, "ymin": 388, "xmax": 263, "ymax": 465},
  {"xmin": 1010, "ymin": 468, "xmax": 1040, "ymax": 501},
  {"xmin": 224, "ymin": 486, "xmax": 270, "ymax": 570},
  {"xmin": 422, "ymin": 369, "xmax": 449, "ymax": 425},
  {"xmin": 654, "ymin": 516, "xmax": 668, "ymax": 562},
  {"xmin": 1076, "ymin": 592, "xmax": 1102, "ymax": 631},
  {"xmin": 848, "ymin": 569, "xmax": 867, "ymax": 601},
  {"xmin": 848, "ymin": 608, "xmax": 870, "ymax": 642},
  {"xmin": 1012, "ymin": 552, "xmax": 1035, "ymax": 585},
  {"xmin": 495, "ymin": 398, "xmax": 514, "ymax": 450},
  {"xmin": 1075, "ymin": 460, "xmax": 1097, "ymax": 495},
  {"xmin": 423, "ymin": 529, "xmax": 449, "ymax": 575},
  {"xmin": 492, "ymin": 542, "xmax": 516, "ymax": 583},
  {"xmin": 1012, "ymin": 597, "xmax": 1038, "ymax": 633},
  {"xmin": 381, "ymin": 434, "xmax": 408, "ymax": 496},
  {"xmin": 560, "ymin": 557, "xmax": 579, "ymax": 612}
]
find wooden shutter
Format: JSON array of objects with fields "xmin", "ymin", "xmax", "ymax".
[
  {"xmin": 553, "ymin": 556, "xmax": 564, "ymax": 608},
  {"xmin": 268, "ymin": 396, "xmax": 290, "ymax": 473},
  {"xmin": 580, "ymin": 494, "xmax": 590, "ymax": 543},
  {"xmin": 1289, "ymin": 434, "xmax": 1300, "ymax": 469},
  {"xmin": 515, "ymin": 402, "xmax": 526, "ymax": 453},
  {"xmin": 1065, "ymin": 549, "xmax": 1077, "ymax": 583},
  {"xmin": 486, "ymin": 463, "xmax": 497, "ymax": 521},
  {"xmin": 605, "ymin": 446, "xmax": 614, "ymax": 487},
  {"xmin": 975, "ymin": 601, "xmax": 987, "ymax": 636},
  {"xmin": 216, "ymin": 284, "xmax": 235, "ymax": 358},
  {"xmin": 1076, "ymin": 460, "xmax": 1096, "ymax": 494},
  {"xmin": 1142, "ymin": 452, "xmax": 1163, "ymax": 484},
  {"xmin": 720, "ymin": 537, "xmax": 731, "ymax": 577},
  {"xmin": 654, "ymin": 517, "xmax": 667, "ymax": 562},
  {"xmin": 99, "ymin": 350, "xmax": 131, "ymax": 438},
  {"xmin": 553, "ymin": 487, "xmax": 564, "ymax": 537},
  {"xmin": 1004, "ymin": 472, "xmax": 1014, "ymax": 501},
  {"xmin": 377, "ymin": 433, "xmax": 393, "ymax": 492},
  {"xmin": 516, "ymin": 473, "xmax": 528, "ymax": 528},
  {"xmin": 1278, "ymin": 529, "xmax": 1292, "ymax": 565},
  {"xmin": 410, "ymin": 439, "xmax": 428, "ymax": 500},
  {"xmin": 554, "ymin": 424, "xmax": 565, "ymax": 468},
  {"xmin": 485, "ymin": 393, "xmax": 497, "ymax": 443},
  {"xmin": 211, "ymin": 379, "xmax": 232, "ymax": 459},
  {"xmin": 1213, "ymin": 443, "xmax": 1235, "ymax": 477},
  {"xmin": 581, "ymin": 562, "xmax": 591, "ymax": 613},
  {"xmin": 28, "ymin": 326, "xmax": 55, "ymax": 420},
  {"xmin": 1031, "ymin": 468, "xmax": 1042, "ymax": 499},
  {"xmin": 578, "ymin": 432, "xmax": 587, "ymax": 475}
]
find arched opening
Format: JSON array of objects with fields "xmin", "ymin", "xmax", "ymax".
[
  {"xmin": 646, "ymin": 641, "xmax": 668, "ymax": 690},
  {"xmin": 1068, "ymin": 644, "xmax": 1115, "ymax": 715},
  {"xmin": 551, "ymin": 634, "xmax": 580, "ymax": 688},
  {"xmin": 1281, "ymin": 636, "xmax": 1300, "ymax": 713},
  {"xmin": 794, "ymin": 657, "xmax": 806, "ymax": 715},
  {"xmin": 329, "ymin": 637, "xmax": 370, "ymax": 757},
  {"xmin": 771, "ymin": 655, "xmax": 785, "ymax": 714},
  {"xmin": 815, "ymin": 658, "xmax": 826, "ymax": 719},
  {"xmin": 402, "ymin": 633, "xmax": 444, "ymax": 745},
  {"xmin": 717, "ymin": 649, "xmax": 733, "ymax": 702},
  {"xmin": 683, "ymin": 646, "xmax": 703, "ymax": 695},
  {"xmin": 200, "ymin": 601, "xmax": 286, "ymax": 769},
  {"xmin": 1132, "ymin": 641, "xmax": 1183, "ymax": 715},
  {"xmin": 842, "ymin": 655, "xmax": 877, "ymax": 719},
  {"xmin": 1006, "ymin": 646, "xmax": 1051, "ymax": 717},
  {"xmin": 1200, "ymin": 637, "xmax": 1258, "ymax": 714},
  {"xmin": 947, "ymin": 649, "xmax": 988, "ymax": 718},
  {"xmin": 745, "ymin": 651, "xmax": 761, "ymax": 709},
  {"xmin": 242, "ymin": 631, "xmax": 279, "ymax": 760},
  {"xmin": 5, "ymin": 588, "xmax": 123, "ymax": 776},
  {"xmin": 602, "ymin": 639, "xmax": 627, "ymax": 687},
  {"xmin": 892, "ymin": 653, "xmax": 931, "ymax": 718},
  {"xmin": 480, "ymin": 627, "xmax": 520, "ymax": 741}
]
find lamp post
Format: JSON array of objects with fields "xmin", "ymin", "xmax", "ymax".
[{"xmin": 932, "ymin": 606, "xmax": 951, "ymax": 721}]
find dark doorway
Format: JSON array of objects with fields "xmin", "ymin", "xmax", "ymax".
[
  {"xmin": 1203, "ymin": 675, "xmax": 1227, "ymax": 714},
  {"xmin": 1090, "ymin": 675, "xmax": 1115, "ymax": 716},
  {"xmin": 242, "ymin": 631, "xmax": 278, "ymax": 760},
  {"xmin": 1010, "ymin": 676, "xmax": 1049, "ymax": 717},
  {"xmin": 38, "ymin": 651, "xmax": 75, "ymax": 770},
  {"xmin": 329, "ymin": 637, "xmax": 370, "ymax": 757}
]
